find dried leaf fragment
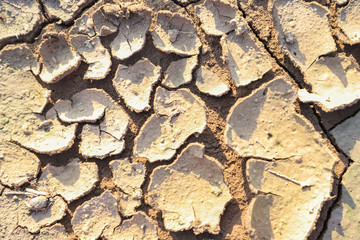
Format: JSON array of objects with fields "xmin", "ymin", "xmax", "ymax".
[
  {"xmin": 38, "ymin": 32, "xmax": 82, "ymax": 84},
  {"xmin": 111, "ymin": 6, "xmax": 152, "ymax": 60},
  {"xmin": 113, "ymin": 59, "xmax": 161, "ymax": 112},
  {"xmin": 134, "ymin": 87, "xmax": 207, "ymax": 162},
  {"xmin": 147, "ymin": 143, "xmax": 232, "ymax": 234},
  {"xmin": 152, "ymin": 11, "xmax": 201, "ymax": 56},
  {"xmin": 38, "ymin": 158, "xmax": 98, "ymax": 203},
  {"xmin": 162, "ymin": 55, "xmax": 198, "ymax": 88},
  {"xmin": 72, "ymin": 191, "xmax": 121, "ymax": 240}
]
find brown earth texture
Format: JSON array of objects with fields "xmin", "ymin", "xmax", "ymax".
[{"xmin": 0, "ymin": 0, "xmax": 360, "ymax": 239}]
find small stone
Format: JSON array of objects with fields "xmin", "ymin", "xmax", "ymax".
[{"xmin": 26, "ymin": 196, "xmax": 48, "ymax": 211}]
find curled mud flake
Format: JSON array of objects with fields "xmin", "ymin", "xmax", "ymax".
[
  {"xmin": 110, "ymin": 159, "xmax": 145, "ymax": 216},
  {"xmin": 14, "ymin": 196, "xmax": 67, "ymax": 233},
  {"xmin": 134, "ymin": 87, "xmax": 207, "ymax": 162},
  {"xmin": 195, "ymin": 66, "xmax": 229, "ymax": 97},
  {"xmin": 225, "ymin": 79, "xmax": 340, "ymax": 239},
  {"xmin": 162, "ymin": 55, "xmax": 197, "ymax": 89},
  {"xmin": 91, "ymin": 3, "xmax": 122, "ymax": 37},
  {"xmin": 72, "ymin": 191, "xmax": 121, "ymax": 240},
  {"xmin": 70, "ymin": 35, "xmax": 111, "ymax": 80},
  {"xmin": 111, "ymin": 6, "xmax": 152, "ymax": 60},
  {"xmin": 42, "ymin": 0, "xmax": 94, "ymax": 24},
  {"xmin": 0, "ymin": 0, "xmax": 44, "ymax": 44},
  {"xmin": 54, "ymin": 88, "xmax": 114, "ymax": 123},
  {"xmin": 109, "ymin": 212, "xmax": 158, "ymax": 240},
  {"xmin": 298, "ymin": 54, "xmax": 360, "ymax": 111},
  {"xmin": 12, "ymin": 108, "xmax": 77, "ymax": 155},
  {"xmin": 113, "ymin": 59, "xmax": 161, "ymax": 112},
  {"xmin": 34, "ymin": 223, "xmax": 71, "ymax": 240},
  {"xmin": 38, "ymin": 158, "xmax": 98, "ymax": 203},
  {"xmin": 322, "ymin": 162, "xmax": 360, "ymax": 239},
  {"xmin": 339, "ymin": 0, "xmax": 360, "ymax": 44},
  {"xmin": 38, "ymin": 32, "xmax": 82, "ymax": 84},
  {"xmin": 273, "ymin": 0, "xmax": 336, "ymax": 69},
  {"xmin": 331, "ymin": 110, "xmax": 360, "ymax": 162},
  {"xmin": 220, "ymin": 27, "xmax": 272, "ymax": 87},
  {"xmin": 8, "ymin": 227, "xmax": 33, "ymax": 240},
  {"xmin": 147, "ymin": 143, "xmax": 232, "ymax": 234},
  {"xmin": 79, "ymin": 103, "xmax": 129, "ymax": 159},
  {"xmin": 70, "ymin": 14, "xmax": 96, "ymax": 36},
  {"xmin": 194, "ymin": 0, "xmax": 239, "ymax": 36},
  {"xmin": 0, "ymin": 142, "xmax": 40, "ymax": 188},
  {"xmin": 152, "ymin": 11, "xmax": 201, "ymax": 56}
]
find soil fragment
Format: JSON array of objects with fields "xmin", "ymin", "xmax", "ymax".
[
  {"xmin": 152, "ymin": 11, "xmax": 201, "ymax": 56},
  {"xmin": 298, "ymin": 54, "xmax": 360, "ymax": 111},
  {"xmin": 72, "ymin": 191, "xmax": 121, "ymax": 240},
  {"xmin": 339, "ymin": 0, "xmax": 360, "ymax": 44},
  {"xmin": 110, "ymin": 159, "xmax": 145, "ymax": 217},
  {"xmin": 113, "ymin": 59, "xmax": 161, "ymax": 112},
  {"xmin": 162, "ymin": 55, "xmax": 198, "ymax": 89},
  {"xmin": 38, "ymin": 158, "xmax": 98, "ymax": 203},
  {"xmin": 220, "ymin": 24, "xmax": 272, "ymax": 87},
  {"xmin": 111, "ymin": 6, "xmax": 152, "ymax": 60},
  {"xmin": 195, "ymin": 66, "xmax": 230, "ymax": 97},
  {"xmin": 42, "ymin": 0, "xmax": 94, "ymax": 24},
  {"xmin": 225, "ymin": 79, "xmax": 340, "ymax": 239},
  {"xmin": 38, "ymin": 32, "xmax": 82, "ymax": 84},
  {"xmin": 134, "ymin": 87, "xmax": 207, "ymax": 162},
  {"xmin": 147, "ymin": 143, "xmax": 232, "ymax": 234},
  {"xmin": 272, "ymin": 0, "xmax": 336, "ymax": 68},
  {"xmin": 109, "ymin": 212, "xmax": 158, "ymax": 240},
  {"xmin": 34, "ymin": 224, "xmax": 71, "ymax": 240},
  {"xmin": 70, "ymin": 35, "xmax": 111, "ymax": 80}
]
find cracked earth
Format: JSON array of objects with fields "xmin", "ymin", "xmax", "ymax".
[{"xmin": 0, "ymin": 0, "xmax": 359, "ymax": 239}]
